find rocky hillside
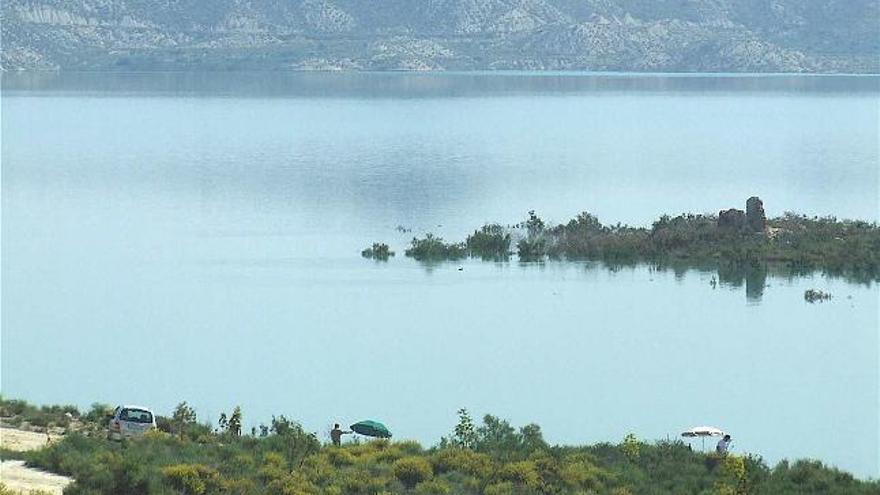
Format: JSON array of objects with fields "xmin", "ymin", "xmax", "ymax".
[{"xmin": 2, "ymin": 0, "xmax": 878, "ymax": 72}]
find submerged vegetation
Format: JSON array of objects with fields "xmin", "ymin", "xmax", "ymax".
[
  {"xmin": 374, "ymin": 199, "xmax": 880, "ymax": 284},
  {"xmin": 803, "ymin": 289, "xmax": 832, "ymax": 303},
  {"xmin": 405, "ymin": 234, "xmax": 467, "ymax": 262},
  {"xmin": 362, "ymin": 243, "xmax": 395, "ymax": 261},
  {"xmin": 3, "ymin": 398, "xmax": 878, "ymax": 494},
  {"xmin": 466, "ymin": 224, "xmax": 512, "ymax": 261}
]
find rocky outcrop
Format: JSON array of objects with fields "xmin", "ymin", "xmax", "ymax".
[
  {"xmin": 302, "ymin": 0, "xmax": 355, "ymax": 34},
  {"xmin": 1, "ymin": 0, "xmax": 876, "ymax": 71}
]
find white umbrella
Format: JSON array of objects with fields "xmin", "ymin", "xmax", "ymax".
[{"xmin": 681, "ymin": 426, "xmax": 725, "ymax": 451}]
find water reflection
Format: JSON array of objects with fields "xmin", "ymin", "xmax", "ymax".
[
  {"xmin": 716, "ymin": 262, "xmax": 768, "ymax": 301},
  {"xmin": 421, "ymin": 257, "xmax": 864, "ymax": 302},
  {"xmin": 3, "ymin": 71, "xmax": 879, "ymax": 99},
  {"xmin": 3, "ymin": 73, "xmax": 877, "ymax": 477}
]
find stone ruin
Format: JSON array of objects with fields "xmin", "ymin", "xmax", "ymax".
[
  {"xmin": 717, "ymin": 208, "xmax": 746, "ymax": 230},
  {"xmin": 746, "ymin": 196, "xmax": 766, "ymax": 232},
  {"xmin": 717, "ymin": 196, "xmax": 767, "ymax": 233}
]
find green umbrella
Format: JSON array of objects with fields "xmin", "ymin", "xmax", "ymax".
[{"xmin": 350, "ymin": 420, "xmax": 392, "ymax": 438}]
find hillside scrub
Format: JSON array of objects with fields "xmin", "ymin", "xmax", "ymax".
[
  {"xmin": 0, "ymin": 397, "xmax": 81, "ymax": 430},
  {"xmin": 8, "ymin": 399, "xmax": 879, "ymax": 495}
]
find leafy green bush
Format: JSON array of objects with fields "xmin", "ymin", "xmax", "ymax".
[
  {"xmin": 405, "ymin": 234, "xmax": 467, "ymax": 261},
  {"xmin": 516, "ymin": 237, "xmax": 547, "ymax": 261},
  {"xmin": 362, "ymin": 242, "xmax": 395, "ymax": 261},
  {"xmin": 392, "ymin": 457, "xmax": 433, "ymax": 488},
  {"xmin": 414, "ymin": 479, "xmax": 451, "ymax": 494},
  {"xmin": 380, "ymin": 205, "xmax": 880, "ymax": 283},
  {"xmin": 498, "ymin": 461, "xmax": 540, "ymax": 488},
  {"xmin": 326, "ymin": 448, "xmax": 356, "ymax": 467},
  {"xmin": 431, "ymin": 448, "xmax": 492, "ymax": 478},
  {"xmin": 10, "ymin": 398, "xmax": 880, "ymax": 495},
  {"xmin": 620, "ymin": 433, "xmax": 642, "ymax": 461},
  {"xmin": 466, "ymin": 224, "xmax": 511, "ymax": 260},
  {"xmin": 0, "ymin": 483, "xmax": 54, "ymax": 495},
  {"xmin": 484, "ymin": 481, "xmax": 515, "ymax": 495},
  {"xmin": 0, "ymin": 397, "xmax": 80, "ymax": 429},
  {"xmin": 162, "ymin": 464, "xmax": 222, "ymax": 495}
]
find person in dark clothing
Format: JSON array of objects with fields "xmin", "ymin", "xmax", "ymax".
[{"xmin": 330, "ymin": 423, "xmax": 352, "ymax": 446}]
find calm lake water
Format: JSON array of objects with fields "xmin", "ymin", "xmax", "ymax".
[{"xmin": 2, "ymin": 72, "xmax": 878, "ymax": 478}]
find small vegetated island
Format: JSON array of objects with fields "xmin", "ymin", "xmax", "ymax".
[
  {"xmin": 366, "ymin": 197, "xmax": 880, "ymax": 285},
  {"xmin": 1, "ymin": 398, "xmax": 878, "ymax": 495}
]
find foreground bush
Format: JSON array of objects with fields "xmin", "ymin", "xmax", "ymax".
[
  {"xmin": 392, "ymin": 456, "xmax": 433, "ymax": 488},
  {"xmin": 12, "ymin": 403, "xmax": 879, "ymax": 495}
]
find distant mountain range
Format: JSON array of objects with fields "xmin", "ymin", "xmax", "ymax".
[{"xmin": 2, "ymin": 0, "xmax": 878, "ymax": 72}]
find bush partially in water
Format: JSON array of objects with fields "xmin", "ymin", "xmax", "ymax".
[
  {"xmin": 466, "ymin": 224, "xmax": 511, "ymax": 260},
  {"xmin": 378, "ymin": 205, "xmax": 880, "ymax": 282},
  {"xmin": 804, "ymin": 289, "xmax": 832, "ymax": 303},
  {"xmin": 516, "ymin": 237, "xmax": 547, "ymax": 261},
  {"xmin": 362, "ymin": 242, "xmax": 395, "ymax": 261},
  {"xmin": 405, "ymin": 234, "xmax": 467, "ymax": 261}
]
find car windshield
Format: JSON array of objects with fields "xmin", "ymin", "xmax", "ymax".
[{"xmin": 119, "ymin": 408, "xmax": 153, "ymax": 424}]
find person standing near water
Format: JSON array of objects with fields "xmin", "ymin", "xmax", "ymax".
[
  {"xmin": 716, "ymin": 434, "xmax": 732, "ymax": 455},
  {"xmin": 330, "ymin": 424, "xmax": 352, "ymax": 446}
]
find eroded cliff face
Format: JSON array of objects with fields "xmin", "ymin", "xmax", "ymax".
[{"xmin": 2, "ymin": 0, "xmax": 877, "ymax": 72}]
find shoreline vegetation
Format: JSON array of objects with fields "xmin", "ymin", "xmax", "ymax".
[
  {"xmin": 1, "ymin": 399, "xmax": 877, "ymax": 495},
  {"xmin": 364, "ymin": 198, "xmax": 880, "ymax": 286}
]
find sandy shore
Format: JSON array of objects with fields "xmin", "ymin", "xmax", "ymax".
[{"xmin": 0, "ymin": 428, "xmax": 72, "ymax": 495}]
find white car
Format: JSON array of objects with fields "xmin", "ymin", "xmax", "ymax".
[{"xmin": 107, "ymin": 405, "xmax": 156, "ymax": 440}]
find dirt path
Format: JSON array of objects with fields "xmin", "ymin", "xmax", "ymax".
[
  {"xmin": 0, "ymin": 428, "xmax": 59, "ymax": 452},
  {"xmin": 1, "ymin": 460, "xmax": 72, "ymax": 495},
  {"xmin": 0, "ymin": 428, "xmax": 72, "ymax": 494}
]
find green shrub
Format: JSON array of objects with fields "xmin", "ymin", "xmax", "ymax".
[
  {"xmin": 84, "ymin": 403, "xmax": 114, "ymax": 424},
  {"xmin": 431, "ymin": 448, "xmax": 493, "ymax": 478},
  {"xmin": 499, "ymin": 461, "xmax": 540, "ymax": 488},
  {"xmin": 326, "ymin": 448, "xmax": 356, "ymax": 467},
  {"xmin": 10, "ymin": 399, "xmax": 880, "ymax": 495},
  {"xmin": 466, "ymin": 224, "xmax": 511, "ymax": 260},
  {"xmin": 266, "ymin": 471, "xmax": 320, "ymax": 495},
  {"xmin": 516, "ymin": 237, "xmax": 547, "ymax": 261},
  {"xmin": 162, "ymin": 464, "xmax": 222, "ymax": 495},
  {"xmin": 362, "ymin": 242, "xmax": 395, "ymax": 261},
  {"xmin": 392, "ymin": 456, "xmax": 433, "ymax": 489},
  {"xmin": 0, "ymin": 484, "xmax": 54, "ymax": 495},
  {"xmin": 395, "ymin": 440, "xmax": 423, "ymax": 456},
  {"xmin": 383, "ymin": 206, "xmax": 880, "ymax": 284},
  {"xmin": 558, "ymin": 455, "xmax": 613, "ymax": 492},
  {"xmin": 259, "ymin": 452, "xmax": 289, "ymax": 482},
  {"xmin": 620, "ymin": 433, "xmax": 642, "ymax": 461},
  {"xmin": 405, "ymin": 234, "xmax": 467, "ymax": 261},
  {"xmin": 415, "ymin": 479, "xmax": 451, "ymax": 494},
  {"xmin": 484, "ymin": 481, "xmax": 515, "ymax": 495}
]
